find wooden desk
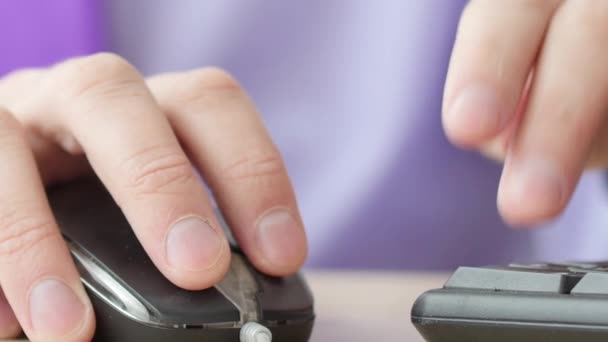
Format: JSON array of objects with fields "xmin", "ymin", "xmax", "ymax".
[
  {"xmin": 307, "ymin": 271, "xmax": 447, "ymax": 341},
  {"xmin": 3, "ymin": 271, "xmax": 447, "ymax": 341}
]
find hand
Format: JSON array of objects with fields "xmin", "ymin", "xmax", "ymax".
[
  {"xmin": 443, "ymin": 0, "xmax": 608, "ymax": 225},
  {"xmin": 0, "ymin": 53, "xmax": 308, "ymax": 341}
]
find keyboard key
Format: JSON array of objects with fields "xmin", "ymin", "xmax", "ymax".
[
  {"xmin": 444, "ymin": 266, "xmax": 583, "ymax": 294},
  {"xmin": 570, "ymin": 272, "xmax": 608, "ymax": 295}
]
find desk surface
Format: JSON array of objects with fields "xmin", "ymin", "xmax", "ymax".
[
  {"xmin": 307, "ymin": 271, "xmax": 447, "ymax": 341},
  {"xmin": 3, "ymin": 271, "xmax": 447, "ymax": 342}
]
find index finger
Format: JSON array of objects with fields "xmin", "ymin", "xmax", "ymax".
[
  {"xmin": 33, "ymin": 54, "xmax": 232, "ymax": 290},
  {"xmin": 443, "ymin": 0, "xmax": 561, "ymax": 146},
  {"xmin": 0, "ymin": 108, "xmax": 94, "ymax": 341}
]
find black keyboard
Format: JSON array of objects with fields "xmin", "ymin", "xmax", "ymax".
[{"xmin": 411, "ymin": 262, "xmax": 608, "ymax": 341}]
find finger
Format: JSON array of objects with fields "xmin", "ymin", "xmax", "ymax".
[
  {"xmin": 0, "ymin": 108, "xmax": 94, "ymax": 341},
  {"xmin": 0, "ymin": 69, "xmax": 45, "ymax": 109},
  {"xmin": 498, "ymin": 1, "xmax": 608, "ymax": 225},
  {"xmin": 443, "ymin": 0, "xmax": 561, "ymax": 147},
  {"xmin": 41, "ymin": 54, "xmax": 231, "ymax": 290},
  {"xmin": 148, "ymin": 68, "xmax": 308, "ymax": 276},
  {"xmin": 0, "ymin": 287, "xmax": 21, "ymax": 339},
  {"xmin": 479, "ymin": 76, "xmax": 533, "ymax": 162},
  {"xmin": 0, "ymin": 69, "xmax": 91, "ymax": 185}
]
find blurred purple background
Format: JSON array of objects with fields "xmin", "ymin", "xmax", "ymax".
[{"xmin": 2, "ymin": 0, "xmax": 608, "ymax": 270}]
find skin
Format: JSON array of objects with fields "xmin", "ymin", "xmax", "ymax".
[
  {"xmin": 0, "ymin": 54, "xmax": 307, "ymax": 341},
  {"xmin": 0, "ymin": 1, "xmax": 607, "ymax": 340},
  {"xmin": 443, "ymin": 0, "xmax": 608, "ymax": 226}
]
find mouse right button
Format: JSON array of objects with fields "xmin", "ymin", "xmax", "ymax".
[{"xmin": 255, "ymin": 273, "xmax": 315, "ymax": 322}]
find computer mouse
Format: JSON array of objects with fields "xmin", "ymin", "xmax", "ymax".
[{"xmin": 46, "ymin": 176, "xmax": 315, "ymax": 342}]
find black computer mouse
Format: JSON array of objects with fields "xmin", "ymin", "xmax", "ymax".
[{"xmin": 46, "ymin": 176, "xmax": 315, "ymax": 342}]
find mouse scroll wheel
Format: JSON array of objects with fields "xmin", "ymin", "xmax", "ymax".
[{"xmin": 240, "ymin": 322, "xmax": 272, "ymax": 342}]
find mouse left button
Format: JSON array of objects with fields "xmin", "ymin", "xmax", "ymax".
[{"xmin": 66, "ymin": 238, "xmax": 154, "ymax": 323}]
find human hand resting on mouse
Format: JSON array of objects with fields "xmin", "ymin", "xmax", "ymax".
[
  {"xmin": 0, "ymin": 53, "xmax": 307, "ymax": 341},
  {"xmin": 443, "ymin": 0, "xmax": 608, "ymax": 225}
]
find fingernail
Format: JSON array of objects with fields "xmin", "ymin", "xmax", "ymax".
[
  {"xmin": 166, "ymin": 216, "xmax": 224, "ymax": 271},
  {"xmin": 29, "ymin": 279, "xmax": 85, "ymax": 337},
  {"xmin": 501, "ymin": 158, "xmax": 566, "ymax": 218},
  {"xmin": 446, "ymin": 85, "xmax": 505, "ymax": 142},
  {"xmin": 256, "ymin": 209, "xmax": 305, "ymax": 268}
]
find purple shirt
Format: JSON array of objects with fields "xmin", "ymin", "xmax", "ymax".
[{"xmin": 3, "ymin": 0, "xmax": 608, "ymax": 270}]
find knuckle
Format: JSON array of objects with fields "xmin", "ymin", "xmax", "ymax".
[
  {"xmin": 221, "ymin": 150, "xmax": 285, "ymax": 183},
  {"xmin": 187, "ymin": 67, "xmax": 240, "ymax": 92},
  {"xmin": 0, "ymin": 68, "xmax": 44, "ymax": 107},
  {"xmin": 0, "ymin": 68, "xmax": 44, "ymax": 88},
  {"xmin": 515, "ymin": 0, "xmax": 556, "ymax": 12},
  {"xmin": 52, "ymin": 53, "xmax": 143, "ymax": 104},
  {"xmin": 68, "ymin": 53, "xmax": 135, "ymax": 80},
  {"xmin": 466, "ymin": 0, "xmax": 553, "ymax": 14},
  {"xmin": 122, "ymin": 146, "xmax": 195, "ymax": 197},
  {"xmin": 171, "ymin": 67, "xmax": 242, "ymax": 110},
  {"xmin": 0, "ymin": 207, "xmax": 56, "ymax": 259}
]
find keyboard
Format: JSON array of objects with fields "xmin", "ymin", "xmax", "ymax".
[{"xmin": 411, "ymin": 262, "xmax": 608, "ymax": 341}]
